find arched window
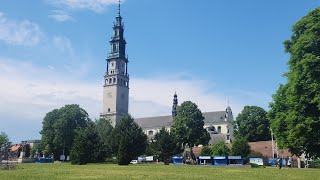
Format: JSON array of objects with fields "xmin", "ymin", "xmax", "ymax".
[
  {"xmin": 113, "ymin": 77, "xmax": 116, "ymax": 83},
  {"xmin": 207, "ymin": 126, "xmax": 215, "ymax": 132},
  {"xmin": 148, "ymin": 131, "xmax": 154, "ymax": 136},
  {"xmin": 108, "ymin": 108, "xmax": 110, "ymax": 112},
  {"xmin": 218, "ymin": 126, "xmax": 221, "ymax": 133},
  {"xmin": 109, "ymin": 78, "xmax": 112, "ymax": 84}
]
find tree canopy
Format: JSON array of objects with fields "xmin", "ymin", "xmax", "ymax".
[
  {"xmin": 150, "ymin": 127, "xmax": 176, "ymax": 165},
  {"xmin": 40, "ymin": 104, "xmax": 90, "ymax": 160},
  {"xmin": 268, "ymin": 7, "xmax": 320, "ymax": 158},
  {"xmin": 211, "ymin": 142, "xmax": 230, "ymax": 156},
  {"xmin": 171, "ymin": 101, "xmax": 210, "ymax": 148},
  {"xmin": 70, "ymin": 121, "xmax": 101, "ymax": 165},
  {"xmin": 95, "ymin": 118, "xmax": 114, "ymax": 159},
  {"xmin": 111, "ymin": 114, "xmax": 147, "ymax": 165},
  {"xmin": 200, "ymin": 146, "xmax": 211, "ymax": 156},
  {"xmin": 234, "ymin": 106, "xmax": 271, "ymax": 142},
  {"xmin": 0, "ymin": 132, "xmax": 10, "ymax": 147},
  {"xmin": 231, "ymin": 137, "xmax": 251, "ymax": 158}
]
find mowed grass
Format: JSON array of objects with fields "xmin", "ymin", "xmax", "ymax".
[{"xmin": 0, "ymin": 163, "xmax": 320, "ymax": 180}]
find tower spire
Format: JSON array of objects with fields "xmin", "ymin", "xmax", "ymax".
[
  {"xmin": 172, "ymin": 92, "xmax": 178, "ymax": 117},
  {"xmin": 118, "ymin": 0, "xmax": 121, "ymax": 16}
]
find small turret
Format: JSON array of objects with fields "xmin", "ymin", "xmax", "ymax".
[
  {"xmin": 225, "ymin": 105, "xmax": 233, "ymax": 122},
  {"xmin": 172, "ymin": 92, "xmax": 178, "ymax": 117}
]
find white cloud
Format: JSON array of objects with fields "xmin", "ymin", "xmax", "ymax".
[
  {"xmin": 52, "ymin": 36, "xmax": 75, "ymax": 57},
  {"xmin": 48, "ymin": 0, "xmax": 122, "ymax": 13},
  {"xmin": 0, "ymin": 12, "xmax": 43, "ymax": 46},
  {"xmin": 49, "ymin": 10, "xmax": 74, "ymax": 22}
]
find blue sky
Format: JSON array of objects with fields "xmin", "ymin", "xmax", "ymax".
[{"xmin": 0, "ymin": 0, "xmax": 319, "ymax": 143}]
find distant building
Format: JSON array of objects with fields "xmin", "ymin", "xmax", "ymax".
[
  {"xmin": 135, "ymin": 93, "xmax": 234, "ymax": 145},
  {"xmin": 21, "ymin": 139, "xmax": 41, "ymax": 148}
]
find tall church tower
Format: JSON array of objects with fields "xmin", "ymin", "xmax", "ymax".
[{"xmin": 101, "ymin": 1, "xmax": 129, "ymax": 126}]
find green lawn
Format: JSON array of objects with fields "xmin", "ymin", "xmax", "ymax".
[{"xmin": 0, "ymin": 163, "xmax": 319, "ymax": 180}]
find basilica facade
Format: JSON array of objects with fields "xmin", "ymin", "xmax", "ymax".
[
  {"xmin": 101, "ymin": 3, "xmax": 234, "ymax": 144},
  {"xmin": 135, "ymin": 93, "xmax": 235, "ymax": 145}
]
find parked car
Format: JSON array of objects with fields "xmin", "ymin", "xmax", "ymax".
[{"xmin": 130, "ymin": 160, "xmax": 138, "ymax": 164}]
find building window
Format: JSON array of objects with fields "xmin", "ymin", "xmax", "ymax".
[
  {"xmin": 108, "ymin": 108, "xmax": 110, "ymax": 112},
  {"xmin": 148, "ymin": 131, "xmax": 154, "ymax": 136},
  {"xmin": 207, "ymin": 126, "xmax": 215, "ymax": 132},
  {"xmin": 218, "ymin": 126, "xmax": 221, "ymax": 133},
  {"xmin": 227, "ymin": 135, "xmax": 230, "ymax": 140}
]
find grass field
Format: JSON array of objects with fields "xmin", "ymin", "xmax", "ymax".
[{"xmin": 0, "ymin": 163, "xmax": 320, "ymax": 180}]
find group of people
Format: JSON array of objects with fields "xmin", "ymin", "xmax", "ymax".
[{"xmin": 277, "ymin": 157, "xmax": 292, "ymax": 169}]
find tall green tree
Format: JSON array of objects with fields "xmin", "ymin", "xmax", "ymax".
[
  {"xmin": 150, "ymin": 127, "xmax": 176, "ymax": 165},
  {"xmin": 268, "ymin": 7, "xmax": 320, "ymax": 158},
  {"xmin": 111, "ymin": 114, "xmax": 147, "ymax": 165},
  {"xmin": 234, "ymin": 106, "xmax": 271, "ymax": 142},
  {"xmin": 0, "ymin": 132, "xmax": 10, "ymax": 147},
  {"xmin": 70, "ymin": 121, "xmax": 101, "ymax": 165},
  {"xmin": 231, "ymin": 138, "xmax": 251, "ymax": 158},
  {"xmin": 95, "ymin": 118, "xmax": 114, "ymax": 159},
  {"xmin": 40, "ymin": 104, "xmax": 90, "ymax": 160},
  {"xmin": 211, "ymin": 142, "xmax": 230, "ymax": 156},
  {"xmin": 171, "ymin": 101, "xmax": 210, "ymax": 148}
]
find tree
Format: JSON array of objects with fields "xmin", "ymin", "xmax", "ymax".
[
  {"xmin": 111, "ymin": 114, "xmax": 147, "ymax": 165},
  {"xmin": 268, "ymin": 7, "xmax": 320, "ymax": 158},
  {"xmin": 150, "ymin": 127, "xmax": 176, "ymax": 165},
  {"xmin": 234, "ymin": 106, "xmax": 270, "ymax": 142},
  {"xmin": 211, "ymin": 142, "xmax": 230, "ymax": 156},
  {"xmin": 0, "ymin": 132, "xmax": 10, "ymax": 160},
  {"xmin": 247, "ymin": 150, "xmax": 264, "ymax": 158},
  {"xmin": 231, "ymin": 138, "xmax": 251, "ymax": 158},
  {"xmin": 95, "ymin": 118, "xmax": 114, "ymax": 160},
  {"xmin": 40, "ymin": 104, "xmax": 90, "ymax": 160},
  {"xmin": 200, "ymin": 146, "xmax": 211, "ymax": 156},
  {"xmin": 171, "ymin": 101, "xmax": 210, "ymax": 148},
  {"xmin": 0, "ymin": 132, "xmax": 10, "ymax": 147},
  {"xmin": 70, "ymin": 122, "xmax": 101, "ymax": 165}
]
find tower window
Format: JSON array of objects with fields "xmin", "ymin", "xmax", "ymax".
[
  {"xmin": 218, "ymin": 126, "xmax": 221, "ymax": 133},
  {"xmin": 111, "ymin": 63, "xmax": 114, "ymax": 67},
  {"xmin": 113, "ymin": 44, "xmax": 116, "ymax": 52},
  {"xmin": 108, "ymin": 108, "xmax": 110, "ymax": 112},
  {"xmin": 113, "ymin": 77, "xmax": 116, "ymax": 83}
]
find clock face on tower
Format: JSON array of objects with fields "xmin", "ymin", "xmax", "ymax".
[{"xmin": 107, "ymin": 92, "xmax": 112, "ymax": 98}]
